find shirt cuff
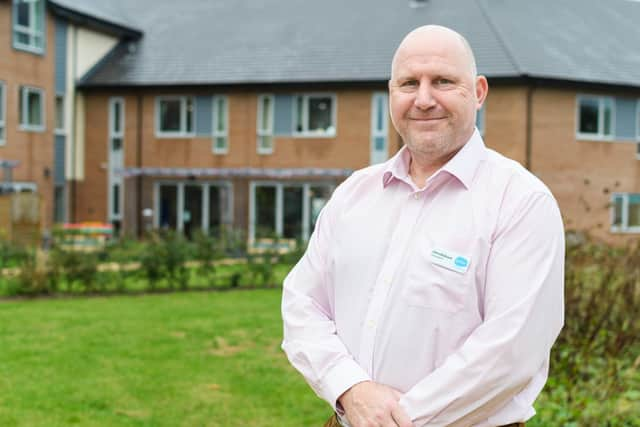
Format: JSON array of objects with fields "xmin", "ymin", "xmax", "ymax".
[{"xmin": 320, "ymin": 357, "xmax": 371, "ymax": 412}]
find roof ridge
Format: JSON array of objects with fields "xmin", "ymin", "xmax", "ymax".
[{"xmin": 476, "ymin": 0, "xmax": 524, "ymax": 76}]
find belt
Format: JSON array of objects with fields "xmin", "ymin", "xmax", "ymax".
[{"xmin": 324, "ymin": 414, "xmax": 525, "ymax": 427}]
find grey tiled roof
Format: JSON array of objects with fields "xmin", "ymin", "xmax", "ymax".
[
  {"xmin": 67, "ymin": 0, "xmax": 640, "ymax": 88},
  {"xmin": 48, "ymin": 0, "xmax": 141, "ymax": 35}
]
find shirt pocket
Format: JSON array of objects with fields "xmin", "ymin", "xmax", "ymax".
[{"xmin": 401, "ymin": 244, "xmax": 472, "ymax": 313}]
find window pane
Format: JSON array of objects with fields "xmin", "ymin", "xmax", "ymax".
[
  {"xmin": 376, "ymin": 95, "xmax": 384, "ymax": 131},
  {"xmin": 208, "ymin": 186, "xmax": 221, "ymax": 232},
  {"xmin": 255, "ymin": 186, "xmax": 276, "ymax": 238},
  {"xmin": 19, "ymin": 88, "xmax": 24, "ymax": 124},
  {"xmin": 308, "ymin": 97, "xmax": 333, "ymax": 133},
  {"xmin": 185, "ymin": 98, "xmax": 193, "ymax": 133},
  {"xmin": 55, "ymin": 96, "xmax": 64, "ymax": 130},
  {"xmin": 16, "ymin": 2, "xmax": 30, "ymax": 27},
  {"xmin": 33, "ymin": 0, "xmax": 43, "ymax": 32},
  {"xmin": 259, "ymin": 135, "xmax": 272, "ymax": 151},
  {"xmin": 579, "ymin": 99, "xmax": 599, "ymax": 134},
  {"xmin": 112, "ymin": 101, "xmax": 122, "ymax": 134},
  {"xmin": 27, "ymin": 90, "xmax": 42, "ymax": 126},
  {"xmin": 111, "ymin": 138, "xmax": 123, "ymax": 151},
  {"xmin": 613, "ymin": 196, "xmax": 623, "ymax": 227},
  {"xmin": 283, "ymin": 187, "xmax": 303, "ymax": 239},
  {"xmin": 16, "ymin": 32, "xmax": 29, "ymax": 46},
  {"xmin": 215, "ymin": 136, "xmax": 227, "ymax": 150},
  {"xmin": 160, "ymin": 100, "xmax": 181, "ymax": 132},
  {"xmin": 295, "ymin": 96, "xmax": 304, "ymax": 132},
  {"xmin": 0, "ymin": 127, "xmax": 4, "ymax": 141},
  {"xmin": 261, "ymin": 96, "xmax": 271, "ymax": 131},
  {"xmin": 112, "ymin": 184, "xmax": 120, "ymax": 216},
  {"xmin": 159, "ymin": 185, "xmax": 178, "ymax": 229},
  {"xmin": 308, "ymin": 186, "xmax": 331, "ymax": 233},
  {"xmin": 629, "ymin": 195, "xmax": 640, "ymax": 227},
  {"xmin": 216, "ymin": 98, "xmax": 226, "ymax": 132},
  {"xmin": 184, "ymin": 185, "xmax": 203, "ymax": 238},
  {"xmin": 603, "ymin": 99, "xmax": 613, "ymax": 136},
  {"xmin": 374, "ymin": 136, "xmax": 386, "ymax": 151}
]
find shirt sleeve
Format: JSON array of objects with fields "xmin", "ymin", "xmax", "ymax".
[
  {"xmin": 281, "ymin": 190, "xmax": 371, "ymax": 410},
  {"xmin": 398, "ymin": 191, "xmax": 565, "ymax": 426}
]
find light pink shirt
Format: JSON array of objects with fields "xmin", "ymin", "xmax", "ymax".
[{"xmin": 281, "ymin": 130, "xmax": 564, "ymax": 427}]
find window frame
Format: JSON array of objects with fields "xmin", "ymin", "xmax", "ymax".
[
  {"xmin": 257, "ymin": 94, "xmax": 275, "ymax": 155},
  {"xmin": 0, "ymin": 81, "xmax": 6, "ymax": 145},
  {"xmin": 54, "ymin": 94, "xmax": 65, "ymax": 135},
  {"xmin": 108, "ymin": 97, "xmax": 125, "ymax": 222},
  {"xmin": 155, "ymin": 96, "xmax": 195, "ymax": 138},
  {"xmin": 211, "ymin": 95, "xmax": 229, "ymax": 154},
  {"xmin": 12, "ymin": 0, "xmax": 45, "ymax": 55},
  {"xmin": 611, "ymin": 193, "xmax": 640, "ymax": 233},
  {"xmin": 19, "ymin": 85, "xmax": 45, "ymax": 132},
  {"xmin": 248, "ymin": 181, "xmax": 335, "ymax": 246},
  {"xmin": 292, "ymin": 93, "xmax": 337, "ymax": 138},
  {"xmin": 370, "ymin": 92, "xmax": 388, "ymax": 164},
  {"xmin": 575, "ymin": 95, "xmax": 615, "ymax": 141}
]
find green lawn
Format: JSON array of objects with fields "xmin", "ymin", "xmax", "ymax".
[
  {"xmin": 1, "ymin": 289, "xmax": 637, "ymax": 426},
  {"xmin": 0, "ymin": 290, "xmax": 328, "ymax": 427}
]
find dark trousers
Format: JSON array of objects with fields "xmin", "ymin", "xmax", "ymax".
[{"xmin": 324, "ymin": 414, "xmax": 525, "ymax": 427}]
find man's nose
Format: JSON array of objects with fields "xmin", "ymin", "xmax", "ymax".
[{"xmin": 414, "ymin": 83, "xmax": 435, "ymax": 110}]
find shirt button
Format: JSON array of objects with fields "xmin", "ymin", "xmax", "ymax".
[
  {"xmin": 367, "ymin": 320, "xmax": 375, "ymax": 328},
  {"xmin": 413, "ymin": 193, "xmax": 419, "ymax": 199}
]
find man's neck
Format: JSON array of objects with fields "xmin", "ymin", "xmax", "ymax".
[{"xmin": 408, "ymin": 148, "xmax": 459, "ymax": 189}]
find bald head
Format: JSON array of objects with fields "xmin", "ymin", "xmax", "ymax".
[{"xmin": 391, "ymin": 25, "xmax": 477, "ymax": 81}]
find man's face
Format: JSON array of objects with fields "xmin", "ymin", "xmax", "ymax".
[{"xmin": 389, "ymin": 30, "xmax": 487, "ymax": 161}]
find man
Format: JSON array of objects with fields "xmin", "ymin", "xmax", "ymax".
[{"xmin": 281, "ymin": 25, "xmax": 564, "ymax": 427}]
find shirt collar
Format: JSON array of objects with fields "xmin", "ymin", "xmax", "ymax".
[{"xmin": 382, "ymin": 128, "xmax": 487, "ymax": 190}]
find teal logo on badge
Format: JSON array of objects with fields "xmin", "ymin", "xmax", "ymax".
[{"xmin": 454, "ymin": 256, "xmax": 468, "ymax": 268}]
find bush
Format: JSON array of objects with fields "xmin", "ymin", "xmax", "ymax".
[{"xmin": 535, "ymin": 234, "xmax": 640, "ymax": 425}]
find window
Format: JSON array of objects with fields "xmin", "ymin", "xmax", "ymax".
[
  {"xmin": 19, "ymin": 86, "xmax": 44, "ymax": 131},
  {"xmin": 370, "ymin": 92, "xmax": 388, "ymax": 164},
  {"xmin": 576, "ymin": 96, "xmax": 614, "ymax": 140},
  {"xmin": 0, "ymin": 82, "xmax": 5, "ymax": 145},
  {"xmin": 12, "ymin": 0, "xmax": 45, "ymax": 54},
  {"xmin": 249, "ymin": 182, "xmax": 333, "ymax": 247},
  {"xmin": 108, "ymin": 98, "xmax": 124, "ymax": 222},
  {"xmin": 55, "ymin": 95, "xmax": 65, "ymax": 133},
  {"xmin": 212, "ymin": 96, "xmax": 228, "ymax": 154},
  {"xmin": 257, "ymin": 94, "xmax": 274, "ymax": 154},
  {"xmin": 293, "ymin": 94, "xmax": 336, "ymax": 136},
  {"xmin": 156, "ymin": 96, "xmax": 194, "ymax": 137},
  {"xmin": 612, "ymin": 193, "xmax": 640, "ymax": 232}
]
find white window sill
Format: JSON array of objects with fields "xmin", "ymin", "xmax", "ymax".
[
  {"xmin": 610, "ymin": 227, "xmax": 640, "ymax": 234},
  {"xmin": 257, "ymin": 148, "xmax": 274, "ymax": 155},
  {"xmin": 292, "ymin": 131, "xmax": 337, "ymax": 139},
  {"xmin": 575, "ymin": 133, "xmax": 615, "ymax": 142},
  {"xmin": 19, "ymin": 124, "xmax": 45, "ymax": 133},
  {"xmin": 54, "ymin": 129, "xmax": 66, "ymax": 136},
  {"xmin": 13, "ymin": 43, "xmax": 44, "ymax": 55},
  {"xmin": 155, "ymin": 132, "xmax": 195, "ymax": 139},
  {"xmin": 212, "ymin": 149, "xmax": 229, "ymax": 155}
]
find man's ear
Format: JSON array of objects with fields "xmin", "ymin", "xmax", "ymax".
[{"xmin": 475, "ymin": 75, "xmax": 489, "ymax": 108}]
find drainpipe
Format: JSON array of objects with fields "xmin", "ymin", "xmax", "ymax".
[
  {"xmin": 70, "ymin": 25, "xmax": 78, "ymax": 222},
  {"xmin": 136, "ymin": 92, "xmax": 143, "ymax": 238},
  {"xmin": 525, "ymin": 79, "xmax": 536, "ymax": 171}
]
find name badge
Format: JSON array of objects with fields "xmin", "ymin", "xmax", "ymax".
[{"xmin": 430, "ymin": 247, "xmax": 471, "ymax": 274}]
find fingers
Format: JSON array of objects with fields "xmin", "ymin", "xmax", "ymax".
[{"xmin": 391, "ymin": 404, "xmax": 413, "ymax": 427}]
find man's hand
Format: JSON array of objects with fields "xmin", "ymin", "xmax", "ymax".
[{"xmin": 338, "ymin": 381, "xmax": 413, "ymax": 427}]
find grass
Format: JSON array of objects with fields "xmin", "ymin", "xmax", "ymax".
[
  {"xmin": 0, "ymin": 290, "xmax": 328, "ymax": 427},
  {"xmin": 1, "ymin": 287, "xmax": 637, "ymax": 426}
]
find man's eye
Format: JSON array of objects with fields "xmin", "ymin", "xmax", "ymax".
[
  {"xmin": 436, "ymin": 78, "xmax": 453, "ymax": 85},
  {"xmin": 401, "ymin": 80, "xmax": 418, "ymax": 87}
]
